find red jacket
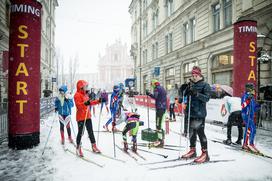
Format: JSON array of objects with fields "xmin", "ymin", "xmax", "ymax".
[{"xmin": 74, "ymin": 80, "xmax": 99, "ymax": 121}]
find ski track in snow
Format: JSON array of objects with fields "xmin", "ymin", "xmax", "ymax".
[{"xmin": 1, "ymin": 104, "xmax": 272, "ymax": 181}]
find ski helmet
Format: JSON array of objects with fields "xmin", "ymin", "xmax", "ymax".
[
  {"xmin": 113, "ymin": 85, "xmax": 120, "ymax": 93},
  {"xmin": 245, "ymin": 83, "xmax": 254, "ymax": 91},
  {"xmin": 151, "ymin": 79, "xmax": 160, "ymax": 88}
]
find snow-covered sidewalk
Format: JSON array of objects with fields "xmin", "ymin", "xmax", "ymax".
[{"xmin": 1, "ymin": 106, "xmax": 272, "ymax": 181}]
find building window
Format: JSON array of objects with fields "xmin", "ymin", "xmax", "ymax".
[
  {"xmin": 143, "ymin": 49, "xmax": 148, "ymax": 64},
  {"xmin": 212, "ymin": 53, "xmax": 233, "ymax": 69},
  {"xmin": 155, "ymin": 42, "xmax": 159, "ymax": 58},
  {"xmin": 223, "ymin": 0, "xmax": 232, "ymax": 27},
  {"xmin": 184, "ymin": 61, "xmax": 198, "ymax": 73},
  {"xmin": 165, "ymin": 67, "xmax": 175, "ymax": 87},
  {"xmin": 212, "ymin": 3, "xmax": 220, "ymax": 32},
  {"xmin": 190, "ymin": 18, "xmax": 196, "ymax": 42},
  {"xmin": 114, "ymin": 54, "xmax": 118, "ymax": 61},
  {"xmin": 143, "ymin": 20, "xmax": 148, "ymax": 38},
  {"xmin": 143, "ymin": 75, "xmax": 148, "ymax": 91},
  {"xmin": 165, "ymin": 33, "xmax": 173, "ymax": 54},
  {"xmin": 165, "ymin": 35, "xmax": 168, "ymax": 54},
  {"xmin": 143, "ymin": 0, "xmax": 148, "ymax": 10},
  {"xmin": 166, "ymin": 67, "xmax": 175, "ymax": 76},
  {"xmin": 5, "ymin": 2, "xmax": 10, "ymax": 26},
  {"xmin": 169, "ymin": 33, "xmax": 173, "ymax": 52},
  {"xmin": 152, "ymin": 44, "xmax": 155, "ymax": 60},
  {"xmin": 183, "ymin": 22, "xmax": 189, "ymax": 45},
  {"xmin": 165, "ymin": 0, "xmax": 174, "ymax": 18},
  {"xmin": 211, "ymin": 53, "xmax": 233, "ymax": 86},
  {"xmin": 152, "ymin": 9, "xmax": 159, "ymax": 30}
]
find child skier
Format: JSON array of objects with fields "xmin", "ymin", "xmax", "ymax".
[
  {"xmin": 55, "ymin": 85, "xmax": 74, "ymax": 145},
  {"xmin": 116, "ymin": 109, "xmax": 143, "ymax": 152},
  {"xmin": 74, "ymin": 80, "xmax": 102, "ymax": 157},
  {"xmin": 100, "ymin": 89, "xmax": 109, "ymax": 114},
  {"xmin": 241, "ymin": 83, "xmax": 260, "ymax": 153},
  {"xmin": 103, "ymin": 85, "xmax": 121, "ymax": 132}
]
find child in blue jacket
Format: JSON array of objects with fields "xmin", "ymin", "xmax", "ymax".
[
  {"xmin": 103, "ymin": 85, "xmax": 121, "ymax": 132},
  {"xmin": 55, "ymin": 85, "xmax": 74, "ymax": 144},
  {"xmin": 241, "ymin": 83, "xmax": 260, "ymax": 153}
]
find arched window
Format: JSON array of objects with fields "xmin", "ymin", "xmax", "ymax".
[{"xmin": 211, "ymin": 52, "xmax": 233, "ymax": 86}]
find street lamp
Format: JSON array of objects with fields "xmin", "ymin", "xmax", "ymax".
[{"xmin": 257, "ymin": 34, "xmax": 272, "ymax": 100}]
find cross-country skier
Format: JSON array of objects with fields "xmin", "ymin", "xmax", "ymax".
[
  {"xmin": 167, "ymin": 84, "xmax": 178, "ymax": 122},
  {"xmin": 103, "ymin": 85, "xmax": 121, "ymax": 132},
  {"xmin": 74, "ymin": 80, "xmax": 102, "ymax": 157},
  {"xmin": 88, "ymin": 88, "xmax": 97, "ymax": 117},
  {"xmin": 222, "ymin": 95, "xmax": 243, "ymax": 145},
  {"xmin": 115, "ymin": 108, "xmax": 143, "ymax": 152},
  {"xmin": 55, "ymin": 85, "xmax": 74, "ymax": 145},
  {"xmin": 241, "ymin": 83, "xmax": 260, "ymax": 153},
  {"xmin": 146, "ymin": 79, "xmax": 167, "ymax": 147},
  {"xmin": 100, "ymin": 89, "xmax": 109, "ymax": 114},
  {"xmin": 180, "ymin": 66, "xmax": 211, "ymax": 163},
  {"xmin": 126, "ymin": 87, "xmax": 137, "ymax": 113},
  {"xmin": 117, "ymin": 83, "xmax": 125, "ymax": 117}
]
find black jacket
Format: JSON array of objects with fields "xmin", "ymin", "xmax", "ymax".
[{"xmin": 186, "ymin": 79, "xmax": 211, "ymax": 119}]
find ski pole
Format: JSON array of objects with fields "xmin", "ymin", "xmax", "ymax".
[
  {"xmin": 179, "ymin": 93, "xmax": 185, "ymax": 157},
  {"xmin": 42, "ymin": 112, "xmax": 57, "ymax": 156},
  {"xmin": 137, "ymin": 147, "xmax": 168, "ymax": 158},
  {"xmin": 186, "ymin": 95, "xmax": 191, "ymax": 152},
  {"xmin": 79, "ymin": 105, "xmax": 90, "ymax": 147},
  {"xmin": 112, "ymin": 111, "xmax": 116, "ymax": 157},
  {"xmin": 96, "ymin": 103, "xmax": 103, "ymax": 146}
]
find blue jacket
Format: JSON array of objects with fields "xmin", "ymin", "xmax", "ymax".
[
  {"xmin": 110, "ymin": 91, "xmax": 121, "ymax": 113},
  {"xmin": 241, "ymin": 92, "xmax": 260, "ymax": 121},
  {"xmin": 186, "ymin": 79, "xmax": 211, "ymax": 119},
  {"xmin": 55, "ymin": 85, "xmax": 74, "ymax": 116},
  {"xmin": 149, "ymin": 85, "xmax": 167, "ymax": 110}
]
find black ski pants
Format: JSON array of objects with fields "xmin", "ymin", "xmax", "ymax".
[
  {"xmin": 76, "ymin": 119, "xmax": 96, "ymax": 146},
  {"xmin": 227, "ymin": 111, "xmax": 243, "ymax": 141},
  {"xmin": 189, "ymin": 118, "xmax": 207, "ymax": 150},
  {"xmin": 169, "ymin": 103, "xmax": 176, "ymax": 120}
]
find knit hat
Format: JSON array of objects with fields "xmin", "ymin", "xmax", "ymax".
[{"xmin": 191, "ymin": 66, "xmax": 202, "ymax": 76}]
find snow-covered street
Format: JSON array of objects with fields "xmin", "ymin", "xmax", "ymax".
[{"xmin": 1, "ymin": 105, "xmax": 272, "ymax": 181}]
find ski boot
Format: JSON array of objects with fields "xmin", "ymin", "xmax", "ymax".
[
  {"xmin": 181, "ymin": 147, "xmax": 196, "ymax": 159},
  {"xmin": 223, "ymin": 138, "xmax": 232, "ymax": 145},
  {"xmin": 242, "ymin": 144, "xmax": 250, "ymax": 151},
  {"xmin": 60, "ymin": 131, "xmax": 65, "ymax": 145},
  {"xmin": 103, "ymin": 125, "xmax": 110, "ymax": 132},
  {"xmin": 76, "ymin": 146, "xmax": 84, "ymax": 157},
  {"xmin": 123, "ymin": 142, "xmax": 128, "ymax": 152},
  {"xmin": 112, "ymin": 127, "xmax": 120, "ymax": 132},
  {"xmin": 92, "ymin": 143, "xmax": 101, "ymax": 153},
  {"xmin": 248, "ymin": 144, "xmax": 260, "ymax": 153},
  {"xmin": 153, "ymin": 139, "xmax": 164, "ymax": 148},
  {"xmin": 194, "ymin": 149, "xmax": 210, "ymax": 163},
  {"xmin": 68, "ymin": 136, "xmax": 74, "ymax": 143},
  {"xmin": 235, "ymin": 139, "xmax": 242, "ymax": 145},
  {"xmin": 131, "ymin": 142, "xmax": 137, "ymax": 153}
]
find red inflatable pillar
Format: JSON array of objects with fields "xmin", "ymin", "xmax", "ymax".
[
  {"xmin": 233, "ymin": 19, "xmax": 257, "ymax": 97},
  {"xmin": 8, "ymin": 0, "xmax": 42, "ymax": 149}
]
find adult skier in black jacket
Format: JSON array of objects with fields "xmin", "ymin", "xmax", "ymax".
[{"xmin": 181, "ymin": 66, "xmax": 211, "ymax": 163}]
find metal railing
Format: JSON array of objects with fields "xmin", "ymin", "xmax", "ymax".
[
  {"xmin": 258, "ymin": 100, "xmax": 272, "ymax": 130},
  {"xmin": 0, "ymin": 97, "xmax": 56, "ymax": 144}
]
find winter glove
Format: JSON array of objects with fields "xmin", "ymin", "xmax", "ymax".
[
  {"xmin": 98, "ymin": 98, "xmax": 102, "ymax": 103},
  {"xmin": 187, "ymin": 87, "xmax": 198, "ymax": 96},
  {"xmin": 84, "ymin": 100, "xmax": 91, "ymax": 106},
  {"xmin": 55, "ymin": 108, "xmax": 58, "ymax": 112},
  {"xmin": 178, "ymin": 97, "xmax": 183, "ymax": 104},
  {"xmin": 112, "ymin": 121, "xmax": 116, "ymax": 127},
  {"xmin": 145, "ymin": 89, "xmax": 151, "ymax": 95}
]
